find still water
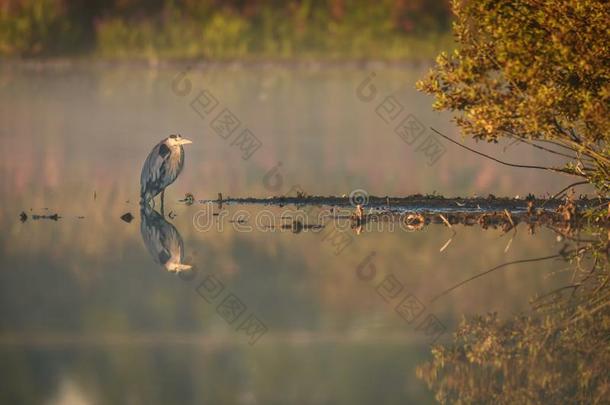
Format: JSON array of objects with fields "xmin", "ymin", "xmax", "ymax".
[{"xmin": 1, "ymin": 63, "xmax": 578, "ymax": 404}]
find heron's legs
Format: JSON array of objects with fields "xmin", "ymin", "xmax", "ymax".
[{"xmin": 160, "ymin": 190, "xmax": 165, "ymax": 217}]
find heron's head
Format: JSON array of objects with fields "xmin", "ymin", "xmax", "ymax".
[{"xmin": 166, "ymin": 134, "xmax": 193, "ymax": 147}]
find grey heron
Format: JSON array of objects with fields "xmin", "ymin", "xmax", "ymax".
[
  {"xmin": 140, "ymin": 134, "xmax": 192, "ymax": 214},
  {"xmin": 140, "ymin": 204, "xmax": 192, "ymax": 273}
]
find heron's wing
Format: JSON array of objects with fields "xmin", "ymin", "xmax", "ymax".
[{"xmin": 140, "ymin": 142, "xmax": 171, "ymax": 199}]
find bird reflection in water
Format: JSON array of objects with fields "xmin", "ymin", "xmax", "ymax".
[{"xmin": 140, "ymin": 205, "xmax": 192, "ymax": 273}]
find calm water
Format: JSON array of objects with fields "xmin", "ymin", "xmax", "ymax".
[{"xmin": 1, "ymin": 63, "xmax": 578, "ymax": 404}]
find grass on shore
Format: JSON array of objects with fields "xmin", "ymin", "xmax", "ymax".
[{"xmin": 1, "ymin": 1, "xmax": 454, "ymax": 61}]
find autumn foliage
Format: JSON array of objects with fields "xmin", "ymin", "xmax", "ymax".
[{"xmin": 417, "ymin": 0, "xmax": 610, "ymax": 193}]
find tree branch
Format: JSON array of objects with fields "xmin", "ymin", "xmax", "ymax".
[{"xmin": 430, "ymin": 127, "xmax": 582, "ymax": 177}]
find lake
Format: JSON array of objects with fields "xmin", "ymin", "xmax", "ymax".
[{"xmin": 0, "ymin": 62, "xmax": 583, "ymax": 404}]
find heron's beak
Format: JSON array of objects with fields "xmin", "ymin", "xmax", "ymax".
[{"xmin": 178, "ymin": 138, "xmax": 193, "ymax": 145}]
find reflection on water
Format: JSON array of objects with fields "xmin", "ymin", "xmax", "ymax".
[
  {"xmin": 417, "ymin": 234, "xmax": 609, "ymax": 404},
  {"xmin": 0, "ymin": 64, "xmax": 605, "ymax": 403},
  {"xmin": 140, "ymin": 205, "xmax": 192, "ymax": 273}
]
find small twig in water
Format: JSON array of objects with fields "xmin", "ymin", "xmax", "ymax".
[{"xmin": 438, "ymin": 214, "xmax": 457, "ymax": 252}]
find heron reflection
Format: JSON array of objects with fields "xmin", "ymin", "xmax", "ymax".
[{"xmin": 140, "ymin": 205, "xmax": 192, "ymax": 273}]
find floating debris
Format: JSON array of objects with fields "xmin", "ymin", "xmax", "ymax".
[
  {"xmin": 279, "ymin": 220, "xmax": 323, "ymax": 233},
  {"xmin": 291, "ymin": 220, "xmax": 303, "ymax": 233},
  {"xmin": 201, "ymin": 194, "xmax": 607, "ymax": 213},
  {"xmin": 180, "ymin": 192, "xmax": 195, "ymax": 206},
  {"xmin": 353, "ymin": 204, "xmax": 364, "ymax": 223},
  {"xmin": 405, "ymin": 213, "xmax": 425, "ymax": 230},
  {"xmin": 557, "ymin": 198, "xmax": 577, "ymax": 223},
  {"xmin": 19, "ymin": 212, "xmax": 27, "ymax": 222},
  {"xmin": 32, "ymin": 213, "xmax": 60, "ymax": 221},
  {"xmin": 120, "ymin": 212, "xmax": 134, "ymax": 223},
  {"xmin": 527, "ymin": 201, "xmax": 535, "ymax": 216}
]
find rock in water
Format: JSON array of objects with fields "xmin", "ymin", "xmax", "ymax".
[{"xmin": 121, "ymin": 212, "xmax": 134, "ymax": 223}]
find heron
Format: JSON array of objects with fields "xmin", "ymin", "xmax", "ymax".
[
  {"xmin": 140, "ymin": 205, "xmax": 192, "ymax": 273},
  {"xmin": 140, "ymin": 134, "xmax": 192, "ymax": 214}
]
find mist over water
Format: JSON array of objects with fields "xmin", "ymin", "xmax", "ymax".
[{"xmin": 0, "ymin": 64, "xmax": 579, "ymax": 403}]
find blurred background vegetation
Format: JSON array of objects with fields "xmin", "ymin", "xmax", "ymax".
[{"xmin": 0, "ymin": 0, "xmax": 453, "ymax": 60}]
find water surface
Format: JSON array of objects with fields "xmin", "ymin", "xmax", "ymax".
[{"xmin": 0, "ymin": 63, "xmax": 579, "ymax": 404}]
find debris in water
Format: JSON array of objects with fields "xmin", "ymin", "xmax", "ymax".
[
  {"xmin": 405, "ymin": 213, "xmax": 425, "ymax": 230},
  {"xmin": 353, "ymin": 204, "xmax": 364, "ymax": 224},
  {"xmin": 527, "ymin": 201, "xmax": 535, "ymax": 216},
  {"xmin": 291, "ymin": 220, "xmax": 303, "ymax": 233},
  {"xmin": 19, "ymin": 212, "xmax": 28, "ymax": 222},
  {"xmin": 180, "ymin": 193, "xmax": 195, "ymax": 206},
  {"xmin": 438, "ymin": 214, "xmax": 456, "ymax": 253},
  {"xmin": 120, "ymin": 212, "xmax": 134, "ymax": 223},
  {"xmin": 32, "ymin": 213, "xmax": 60, "ymax": 221}
]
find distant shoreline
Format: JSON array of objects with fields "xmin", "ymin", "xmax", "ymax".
[{"xmin": 0, "ymin": 57, "xmax": 435, "ymax": 71}]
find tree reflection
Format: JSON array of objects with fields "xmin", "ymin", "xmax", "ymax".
[{"xmin": 417, "ymin": 230, "xmax": 609, "ymax": 403}]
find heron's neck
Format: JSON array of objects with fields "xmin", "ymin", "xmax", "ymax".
[
  {"xmin": 167, "ymin": 145, "xmax": 183, "ymax": 172},
  {"xmin": 169, "ymin": 144, "xmax": 182, "ymax": 154}
]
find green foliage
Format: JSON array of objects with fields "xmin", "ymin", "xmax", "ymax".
[
  {"xmin": 95, "ymin": 2, "xmax": 444, "ymax": 60},
  {"xmin": 0, "ymin": 0, "xmax": 453, "ymax": 59},
  {"xmin": 201, "ymin": 12, "xmax": 250, "ymax": 57},
  {"xmin": 0, "ymin": 0, "xmax": 75, "ymax": 55},
  {"xmin": 96, "ymin": 4, "xmax": 251, "ymax": 59},
  {"xmin": 417, "ymin": 0, "xmax": 610, "ymax": 194}
]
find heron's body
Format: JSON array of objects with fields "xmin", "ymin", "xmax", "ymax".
[{"xmin": 140, "ymin": 134, "xmax": 192, "ymax": 210}]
